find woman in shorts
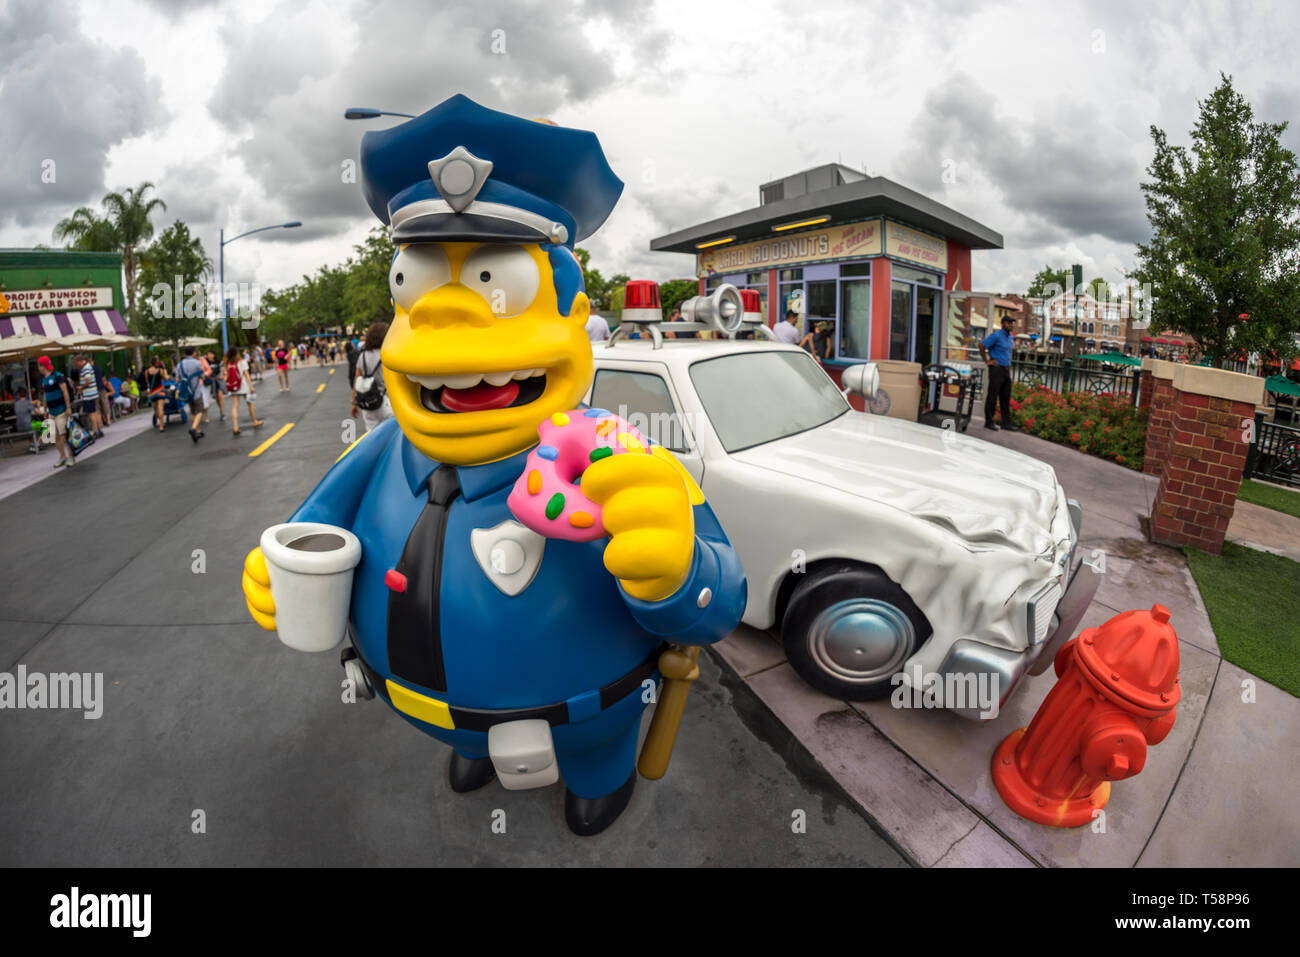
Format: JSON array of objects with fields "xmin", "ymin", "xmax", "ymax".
[{"xmin": 275, "ymin": 340, "xmax": 291, "ymax": 392}]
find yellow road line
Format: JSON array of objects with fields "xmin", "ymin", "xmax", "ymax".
[
  {"xmin": 249, "ymin": 423, "xmax": 294, "ymax": 457},
  {"xmin": 316, "ymin": 383, "xmax": 326, "ymax": 393},
  {"xmin": 329, "ymin": 369, "xmax": 335, "ymax": 375}
]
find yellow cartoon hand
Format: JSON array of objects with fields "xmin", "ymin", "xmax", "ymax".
[
  {"xmin": 582, "ymin": 449, "xmax": 696, "ymax": 603},
  {"xmin": 243, "ymin": 546, "xmax": 277, "ymax": 632}
]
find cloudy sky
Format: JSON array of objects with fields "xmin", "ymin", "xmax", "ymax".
[{"xmin": 2, "ymin": 0, "xmax": 1297, "ymax": 304}]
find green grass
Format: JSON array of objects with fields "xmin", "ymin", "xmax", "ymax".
[
  {"xmin": 1184, "ymin": 542, "xmax": 1300, "ymax": 698},
  {"xmin": 1237, "ymin": 479, "xmax": 1300, "ymax": 520}
]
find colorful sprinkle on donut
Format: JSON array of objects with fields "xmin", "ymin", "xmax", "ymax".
[{"xmin": 506, "ymin": 408, "xmax": 650, "ymax": 542}]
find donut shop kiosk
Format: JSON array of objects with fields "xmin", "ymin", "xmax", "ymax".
[{"xmin": 649, "ymin": 164, "xmax": 1003, "ymax": 417}]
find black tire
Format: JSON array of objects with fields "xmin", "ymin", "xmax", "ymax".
[{"xmin": 781, "ymin": 562, "xmax": 932, "ymax": 701}]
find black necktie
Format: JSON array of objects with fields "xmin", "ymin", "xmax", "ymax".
[{"xmin": 387, "ymin": 465, "xmax": 461, "ymax": 692}]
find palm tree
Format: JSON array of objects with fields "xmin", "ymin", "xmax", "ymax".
[
  {"xmin": 52, "ymin": 207, "xmax": 119, "ymax": 252},
  {"xmin": 52, "ymin": 182, "xmax": 167, "ymax": 329}
]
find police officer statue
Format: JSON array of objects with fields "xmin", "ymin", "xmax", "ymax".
[{"xmin": 242, "ymin": 95, "xmax": 747, "ymax": 836}]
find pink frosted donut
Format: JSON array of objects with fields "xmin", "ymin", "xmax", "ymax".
[{"xmin": 507, "ymin": 409, "xmax": 650, "ymax": 542}]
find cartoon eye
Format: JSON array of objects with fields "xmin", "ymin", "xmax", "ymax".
[
  {"xmin": 389, "ymin": 245, "xmax": 451, "ymax": 312},
  {"xmin": 461, "ymin": 246, "xmax": 540, "ymax": 318}
]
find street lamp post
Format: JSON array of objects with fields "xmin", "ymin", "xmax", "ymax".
[
  {"xmin": 343, "ymin": 108, "xmax": 415, "ymax": 120},
  {"xmin": 219, "ymin": 221, "xmax": 302, "ymax": 353}
]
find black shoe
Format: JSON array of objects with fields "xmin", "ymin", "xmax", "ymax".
[
  {"xmin": 984, "ymin": 422, "xmax": 1000, "ymax": 431},
  {"xmin": 189, "ymin": 429, "xmax": 199, "ymax": 443},
  {"xmin": 565, "ymin": 772, "xmax": 636, "ymax": 837},
  {"xmin": 1002, "ymin": 424, "xmax": 1020, "ymax": 432},
  {"xmin": 448, "ymin": 751, "xmax": 496, "ymax": 793}
]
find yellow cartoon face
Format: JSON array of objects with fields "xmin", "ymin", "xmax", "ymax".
[{"xmin": 381, "ymin": 241, "xmax": 593, "ymax": 465}]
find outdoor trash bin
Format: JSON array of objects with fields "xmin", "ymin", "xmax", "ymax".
[{"xmin": 866, "ymin": 359, "xmax": 923, "ymax": 421}]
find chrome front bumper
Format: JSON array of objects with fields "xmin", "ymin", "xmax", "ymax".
[{"xmin": 936, "ymin": 499, "xmax": 1102, "ymax": 720}]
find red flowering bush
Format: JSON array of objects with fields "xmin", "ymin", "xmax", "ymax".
[{"xmin": 1009, "ymin": 382, "xmax": 1147, "ymax": 470}]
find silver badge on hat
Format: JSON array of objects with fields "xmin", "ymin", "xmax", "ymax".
[{"xmin": 428, "ymin": 146, "xmax": 493, "ymax": 213}]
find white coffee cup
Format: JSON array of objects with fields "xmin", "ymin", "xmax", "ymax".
[{"xmin": 259, "ymin": 522, "xmax": 362, "ymax": 653}]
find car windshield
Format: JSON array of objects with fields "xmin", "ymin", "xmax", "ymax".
[{"xmin": 689, "ymin": 350, "xmax": 850, "ymax": 453}]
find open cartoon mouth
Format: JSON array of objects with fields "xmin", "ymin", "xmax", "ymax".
[{"xmin": 411, "ymin": 369, "xmax": 548, "ymax": 413}]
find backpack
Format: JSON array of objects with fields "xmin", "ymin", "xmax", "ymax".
[
  {"xmin": 177, "ymin": 358, "xmax": 203, "ymax": 401},
  {"xmin": 227, "ymin": 362, "xmax": 242, "ymax": 392},
  {"xmin": 354, "ymin": 352, "xmax": 385, "ymax": 410}
]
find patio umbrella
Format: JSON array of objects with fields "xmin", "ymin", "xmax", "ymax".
[
  {"xmin": 0, "ymin": 332, "xmax": 57, "ymax": 396},
  {"xmin": 43, "ymin": 333, "xmax": 115, "ymax": 357}
]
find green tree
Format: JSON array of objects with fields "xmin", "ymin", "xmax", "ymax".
[
  {"xmin": 342, "ymin": 226, "xmax": 397, "ymax": 331},
  {"xmin": 51, "ymin": 207, "xmax": 119, "ymax": 252},
  {"xmin": 1025, "ymin": 266, "xmax": 1071, "ymax": 298},
  {"xmin": 53, "ymin": 182, "xmax": 167, "ymax": 329},
  {"xmin": 658, "ymin": 279, "xmax": 700, "ymax": 317},
  {"xmin": 137, "ymin": 221, "xmax": 213, "ymax": 347},
  {"xmin": 1132, "ymin": 74, "xmax": 1300, "ymax": 366}
]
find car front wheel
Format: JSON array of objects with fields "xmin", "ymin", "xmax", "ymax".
[{"xmin": 781, "ymin": 564, "xmax": 932, "ymax": 701}]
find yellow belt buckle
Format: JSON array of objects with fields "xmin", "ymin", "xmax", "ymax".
[{"xmin": 386, "ymin": 680, "xmax": 456, "ymax": 730}]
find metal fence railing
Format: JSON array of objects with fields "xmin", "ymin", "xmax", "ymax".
[
  {"xmin": 1245, "ymin": 411, "xmax": 1300, "ymax": 488},
  {"xmin": 1008, "ymin": 353, "xmax": 1141, "ymax": 404}
]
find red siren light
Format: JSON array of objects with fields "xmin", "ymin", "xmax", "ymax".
[
  {"xmin": 621, "ymin": 280, "xmax": 663, "ymax": 324},
  {"xmin": 740, "ymin": 289, "xmax": 761, "ymax": 313},
  {"xmin": 623, "ymin": 280, "xmax": 661, "ymax": 310}
]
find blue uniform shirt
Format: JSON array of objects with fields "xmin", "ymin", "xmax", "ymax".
[
  {"xmin": 982, "ymin": 328, "xmax": 1014, "ymax": 365},
  {"xmin": 42, "ymin": 372, "xmax": 68, "ymax": 415},
  {"xmin": 289, "ymin": 418, "xmax": 746, "ymax": 715}
]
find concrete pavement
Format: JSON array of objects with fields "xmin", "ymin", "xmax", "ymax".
[
  {"xmin": 0, "ymin": 363, "xmax": 906, "ymax": 867},
  {"xmin": 711, "ymin": 415, "xmax": 1300, "ymax": 867}
]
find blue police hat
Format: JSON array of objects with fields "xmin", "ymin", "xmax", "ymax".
[{"xmin": 360, "ymin": 94, "xmax": 623, "ymax": 248}]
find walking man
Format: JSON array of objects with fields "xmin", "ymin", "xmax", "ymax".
[
  {"xmin": 177, "ymin": 347, "xmax": 208, "ymax": 443},
  {"xmin": 37, "ymin": 356, "xmax": 76, "ymax": 467},
  {"xmin": 979, "ymin": 314, "xmax": 1019, "ymax": 432},
  {"xmin": 72, "ymin": 355, "xmax": 104, "ymax": 438}
]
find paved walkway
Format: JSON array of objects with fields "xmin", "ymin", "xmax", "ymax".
[
  {"xmin": 711, "ymin": 414, "xmax": 1300, "ymax": 866},
  {"xmin": 1228, "ymin": 494, "xmax": 1300, "ymax": 563}
]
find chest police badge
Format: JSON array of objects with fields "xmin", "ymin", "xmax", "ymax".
[{"xmin": 470, "ymin": 520, "xmax": 546, "ymax": 596}]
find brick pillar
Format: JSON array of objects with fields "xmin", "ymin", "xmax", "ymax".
[
  {"xmin": 1149, "ymin": 365, "xmax": 1265, "ymax": 555},
  {"xmin": 1141, "ymin": 359, "xmax": 1178, "ymax": 475}
]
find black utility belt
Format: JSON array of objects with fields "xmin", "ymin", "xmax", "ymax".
[{"xmin": 347, "ymin": 642, "xmax": 667, "ymax": 732}]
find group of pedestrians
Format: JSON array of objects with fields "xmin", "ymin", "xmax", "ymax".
[
  {"xmin": 29, "ymin": 353, "xmax": 143, "ymax": 468},
  {"xmin": 170, "ymin": 346, "xmax": 266, "ymax": 444},
  {"xmin": 20, "ymin": 329, "xmax": 385, "ymax": 468}
]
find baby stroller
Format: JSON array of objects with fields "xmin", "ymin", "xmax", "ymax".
[{"xmin": 152, "ymin": 381, "xmax": 189, "ymax": 427}]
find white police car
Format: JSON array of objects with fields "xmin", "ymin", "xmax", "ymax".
[{"xmin": 587, "ymin": 289, "xmax": 1100, "ymax": 718}]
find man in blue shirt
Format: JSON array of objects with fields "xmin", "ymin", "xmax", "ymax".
[
  {"xmin": 37, "ymin": 355, "xmax": 76, "ymax": 466},
  {"xmin": 979, "ymin": 315, "xmax": 1019, "ymax": 432}
]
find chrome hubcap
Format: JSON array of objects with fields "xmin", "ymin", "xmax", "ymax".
[{"xmin": 807, "ymin": 599, "xmax": 915, "ymax": 684}]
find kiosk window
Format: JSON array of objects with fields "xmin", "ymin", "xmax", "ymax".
[{"xmin": 589, "ymin": 370, "xmax": 689, "ymax": 453}]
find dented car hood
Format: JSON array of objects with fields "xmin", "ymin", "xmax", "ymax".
[{"xmin": 731, "ymin": 410, "xmax": 1066, "ymax": 559}]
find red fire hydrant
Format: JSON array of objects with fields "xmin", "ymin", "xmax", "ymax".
[{"xmin": 992, "ymin": 604, "xmax": 1180, "ymax": 828}]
